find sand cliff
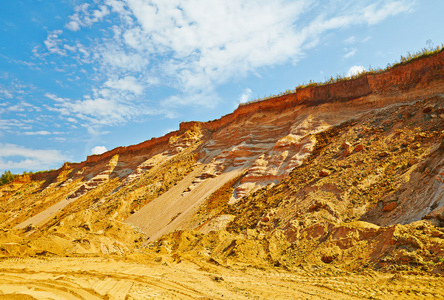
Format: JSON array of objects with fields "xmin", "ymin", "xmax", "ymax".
[{"xmin": 1, "ymin": 49, "xmax": 444, "ymax": 299}]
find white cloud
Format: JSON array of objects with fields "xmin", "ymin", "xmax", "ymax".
[
  {"xmin": 45, "ymin": 93, "xmax": 70, "ymax": 103},
  {"xmin": 65, "ymin": 3, "xmax": 110, "ymax": 31},
  {"xmin": 104, "ymin": 76, "xmax": 144, "ymax": 95},
  {"xmin": 58, "ymin": 97, "xmax": 130, "ymax": 124},
  {"xmin": 53, "ymin": 137, "xmax": 67, "ymax": 142},
  {"xmin": 94, "ymin": 43, "xmax": 149, "ymax": 73},
  {"xmin": 344, "ymin": 36, "xmax": 356, "ymax": 44},
  {"xmin": 0, "ymin": 80, "xmax": 31, "ymax": 101},
  {"xmin": 63, "ymin": 44, "xmax": 77, "ymax": 52},
  {"xmin": 363, "ymin": 1, "xmax": 414, "ymax": 25},
  {"xmin": 162, "ymin": 91, "xmax": 221, "ymax": 110},
  {"xmin": 0, "ymin": 119, "xmax": 32, "ymax": 131},
  {"xmin": 0, "ymin": 143, "xmax": 67, "ymax": 171},
  {"xmin": 23, "ymin": 131, "xmax": 51, "ymax": 136},
  {"xmin": 66, "ymin": 21, "xmax": 81, "ymax": 31},
  {"xmin": 362, "ymin": 36, "xmax": 372, "ymax": 43},
  {"xmin": 346, "ymin": 65, "xmax": 366, "ymax": 77},
  {"xmin": 91, "ymin": 145, "xmax": 107, "ymax": 155},
  {"xmin": 5, "ymin": 101, "xmax": 40, "ymax": 113},
  {"xmin": 45, "ymin": 91, "xmax": 163, "ymax": 126},
  {"xmin": 344, "ymin": 48, "xmax": 357, "ymax": 58},
  {"xmin": 44, "ymin": 30, "xmax": 66, "ymax": 56},
  {"xmin": 0, "ymin": 86, "xmax": 13, "ymax": 99},
  {"xmin": 239, "ymin": 88, "xmax": 253, "ymax": 104},
  {"xmin": 6, "ymin": 104, "xmax": 24, "ymax": 112},
  {"xmin": 121, "ymin": 0, "xmax": 309, "ymax": 93}
]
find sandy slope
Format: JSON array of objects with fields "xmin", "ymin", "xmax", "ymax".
[
  {"xmin": 125, "ymin": 164, "xmax": 246, "ymax": 241},
  {"xmin": 0, "ymin": 256, "xmax": 442, "ymax": 299},
  {"xmin": 14, "ymin": 196, "xmax": 80, "ymax": 230}
]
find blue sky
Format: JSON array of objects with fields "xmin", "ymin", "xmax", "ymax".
[{"xmin": 0, "ymin": 0, "xmax": 443, "ymax": 173}]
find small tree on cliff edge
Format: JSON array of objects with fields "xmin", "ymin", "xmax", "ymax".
[{"xmin": 0, "ymin": 170, "xmax": 17, "ymax": 186}]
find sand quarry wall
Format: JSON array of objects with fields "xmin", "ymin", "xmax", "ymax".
[{"xmin": 31, "ymin": 50, "xmax": 444, "ymax": 181}]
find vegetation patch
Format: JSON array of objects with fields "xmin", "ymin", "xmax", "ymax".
[{"xmin": 0, "ymin": 171, "xmax": 18, "ymax": 186}]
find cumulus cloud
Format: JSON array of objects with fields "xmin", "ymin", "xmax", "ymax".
[
  {"xmin": 91, "ymin": 145, "xmax": 107, "ymax": 155},
  {"xmin": 239, "ymin": 88, "xmax": 253, "ymax": 104},
  {"xmin": 0, "ymin": 143, "xmax": 67, "ymax": 171},
  {"xmin": 66, "ymin": 21, "xmax": 80, "ymax": 31},
  {"xmin": 347, "ymin": 65, "xmax": 366, "ymax": 77},
  {"xmin": 120, "ymin": 0, "xmax": 309, "ymax": 94}
]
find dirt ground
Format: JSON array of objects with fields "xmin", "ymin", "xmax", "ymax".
[{"xmin": 0, "ymin": 256, "xmax": 442, "ymax": 299}]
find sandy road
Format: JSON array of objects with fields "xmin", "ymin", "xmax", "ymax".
[
  {"xmin": 0, "ymin": 257, "xmax": 205, "ymax": 299},
  {"xmin": 0, "ymin": 257, "xmax": 442, "ymax": 299}
]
